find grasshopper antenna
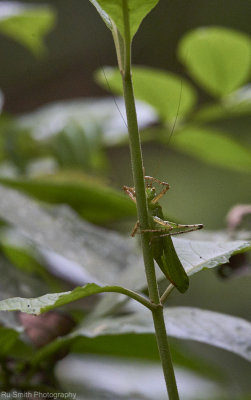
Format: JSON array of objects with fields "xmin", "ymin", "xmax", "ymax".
[
  {"xmin": 94, "ymin": 24, "xmax": 128, "ymax": 129},
  {"xmin": 166, "ymin": 78, "xmax": 183, "ymax": 147},
  {"xmin": 100, "ymin": 64, "xmax": 128, "ymax": 128}
]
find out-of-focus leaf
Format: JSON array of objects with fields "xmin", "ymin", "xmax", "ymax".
[
  {"xmin": 168, "ymin": 126, "xmax": 251, "ymax": 173},
  {"xmin": 178, "ymin": 27, "xmax": 251, "ymax": 97},
  {"xmin": 0, "ymin": 117, "xmax": 45, "ymax": 173},
  {"xmin": 50, "ymin": 122, "xmax": 107, "ymax": 172},
  {"xmin": 0, "ymin": 185, "xmax": 141, "ymax": 286},
  {"xmin": 0, "ymin": 175, "xmax": 136, "ymax": 223},
  {"xmin": 32, "ymin": 307, "xmax": 251, "ymax": 364},
  {"xmin": 18, "ymin": 97, "xmax": 156, "ymax": 145},
  {"xmin": 89, "ymin": 0, "xmax": 159, "ymax": 40},
  {"xmin": 0, "ymin": 228, "xmax": 62, "ymax": 291},
  {"xmin": 57, "ymin": 355, "xmax": 225, "ymax": 400},
  {"xmin": 0, "ymin": 253, "xmax": 49, "ymax": 330},
  {"xmin": 0, "ymin": 90, "xmax": 4, "ymax": 114},
  {"xmin": 0, "ymin": 327, "xmax": 19, "ymax": 356},
  {"xmin": 193, "ymin": 85, "xmax": 251, "ymax": 123},
  {"xmin": 95, "ymin": 66, "xmax": 196, "ymax": 124},
  {"xmin": 0, "ymin": 2, "xmax": 55, "ymax": 55}
]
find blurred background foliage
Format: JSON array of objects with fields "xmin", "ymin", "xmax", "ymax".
[{"xmin": 0, "ymin": 0, "xmax": 251, "ymax": 399}]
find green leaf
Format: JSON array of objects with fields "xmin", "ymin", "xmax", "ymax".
[
  {"xmin": 0, "ymin": 228, "xmax": 62, "ymax": 291},
  {"xmin": 0, "ymin": 327, "xmax": 19, "ymax": 357},
  {"xmin": 89, "ymin": 0, "xmax": 159, "ymax": 39},
  {"xmin": 0, "ymin": 283, "xmax": 147, "ymax": 315},
  {"xmin": 0, "ymin": 185, "xmax": 141, "ymax": 286},
  {"xmin": 0, "ymin": 185, "xmax": 249, "ymax": 293},
  {"xmin": 0, "ymin": 253, "xmax": 50, "ymax": 330},
  {"xmin": 193, "ymin": 86, "xmax": 251, "ymax": 123},
  {"xmin": 0, "ymin": 3, "xmax": 55, "ymax": 55},
  {"xmin": 0, "ymin": 236, "xmax": 249, "ymax": 312},
  {"xmin": 169, "ymin": 126, "xmax": 251, "ymax": 173},
  {"xmin": 178, "ymin": 27, "xmax": 251, "ymax": 97},
  {"xmin": 33, "ymin": 307, "xmax": 251, "ymax": 362},
  {"xmin": 0, "ymin": 90, "xmax": 4, "ymax": 115},
  {"xmin": 95, "ymin": 66, "xmax": 196, "ymax": 124},
  {"xmin": 173, "ymin": 237, "xmax": 251, "ymax": 277},
  {"xmin": 0, "ymin": 176, "xmax": 136, "ymax": 223}
]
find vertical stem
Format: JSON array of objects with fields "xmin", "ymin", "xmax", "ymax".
[{"xmin": 120, "ymin": 1, "xmax": 180, "ymax": 398}]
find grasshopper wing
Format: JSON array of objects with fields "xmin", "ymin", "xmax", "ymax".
[{"xmin": 154, "ymin": 235, "xmax": 189, "ymax": 293}]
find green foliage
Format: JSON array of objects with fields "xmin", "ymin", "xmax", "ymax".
[
  {"xmin": 0, "ymin": 2, "xmax": 251, "ymax": 398},
  {"xmin": 89, "ymin": 0, "xmax": 159, "ymax": 39},
  {"xmin": 0, "ymin": 3, "xmax": 55, "ymax": 55},
  {"xmin": 0, "ymin": 175, "xmax": 136, "ymax": 223},
  {"xmin": 168, "ymin": 126, "xmax": 251, "ymax": 173},
  {"xmin": 178, "ymin": 27, "xmax": 251, "ymax": 97},
  {"xmin": 95, "ymin": 66, "xmax": 196, "ymax": 124},
  {"xmin": 0, "ymin": 185, "xmax": 249, "ymax": 288}
]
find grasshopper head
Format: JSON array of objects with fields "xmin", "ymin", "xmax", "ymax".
[{"xmin": 146, "ymin": 186, "xmax": 156, "ymax": 202}]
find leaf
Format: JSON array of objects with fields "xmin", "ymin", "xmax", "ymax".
[
  {"xmin": 0, "ymin": 283, "xmax": 146, "ymax": 315},
  {"xmin": 0, "ymin": 185, "xmax": 141, "ymax": 286},
  {"xmin": 0, "ymin": 185, "xmax": 249, "ymax": 292},
  {"xmin": 57, "ymin": 355, "xmax": 225, "ymax": 400},
  {"xmin": 0, "ymin": 176, "xmax": 136, "ymax": 223},
  {"xmin": 174, "ymin": 236, "xmax": 251, "ymax": 277},
  {"xmin": 168, "ymin": 126, "xmax": 251, "ymax": 173},
  {"xmin": 18, "ymin": 97, "xmax": 156, "ymax": 145},
  {"xmin": 0, "ymin": 327, "xmax": 19, "ymax": 357},
  {"xmin": 0, "ymin": 2, "xmax": 55, "ymax": 55},
  {"xmin": 89, "ymin": 0, "xmax": 159, "ymax": 40},
  {"xmin": 0, "ymin": 228, "xmax": 62, "ymax": 291},
  {"xmin": 95, "ymin": 66, "xmax": 196, "ymax": 124},
  {"xmin": 0, "ymin": 90, "xmax": 4, "ymax": 114},
  {"xmin": 193, "ymin": 85, "xmax": 251, "ymax": 123},
  {"xmin": 178, "ymin": 27, "xmax": 251, "ymax": 97},
  {"xmin": 32, "ymin": 307, "xmax": 251, "ymax": 362},
  {"xmin": 0, "ymin": 253, "xmax": 49, "ymax": 330}
]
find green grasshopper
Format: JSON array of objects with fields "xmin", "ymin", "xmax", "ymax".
[{"xmin": 123, "ymin": 176, "xmax": 203, "ymax": 293}]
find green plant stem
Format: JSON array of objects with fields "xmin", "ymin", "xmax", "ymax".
[
  {"xmin": 101, "ymin": 286, "xmax": 157, "ymax": 311},
  {"xmin": 161, "ymin": 284, "xmax": 175, "ymax": 304},
  {"xmin": 119, "ymin": 1, "xmax": 180, "ymax": 398}
]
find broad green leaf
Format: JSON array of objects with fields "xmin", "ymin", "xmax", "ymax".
[
  {"xmin": 168, "ymin": 126, "xmax": 251, "ymax": 173},
  {"xmin": 89, "ymin": 0, "xmax": 159, "ymax": 39},
  {"xmin": 0, "ymin": 3, "xmax": 55, "ymax": 55},
  {"xmin": 95, "ymin": 66, "xmax": 196, "ymax": 124},
  {"xmin": 0, "ymin": 283, "xmax": 147, "ymax": 315},
  {"xmin": 178, "ymin": 27, "xmax": 251, "ymax": 97},
  {"xmin": 0, "ymin": 176, "xmax": 136, "ymax": 223},
  {"xmin": 32, "ymin": 307, "xmax": 251, "ymax": 362},
  {"xmin": 173, "ymin": 237, "xmax": 250, "ymax": 277},
  {"xmin": 0, "ymin": 185, "xmax": 141, "ymax": 286}
]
